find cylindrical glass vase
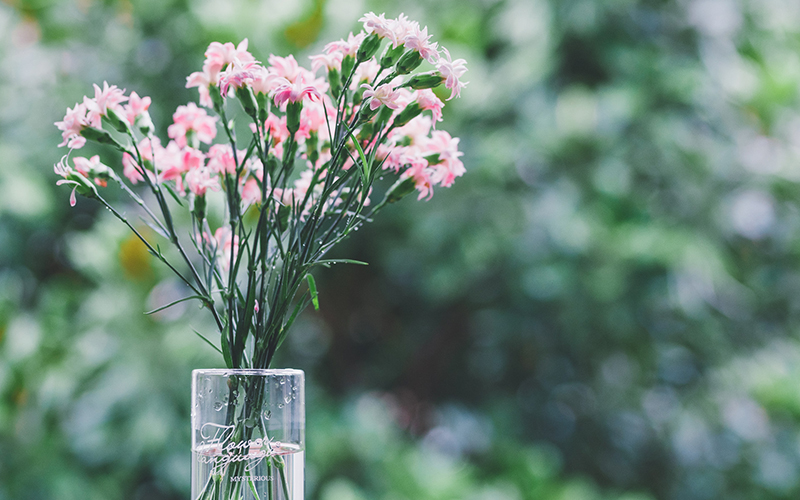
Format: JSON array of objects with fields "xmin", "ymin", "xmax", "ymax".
[{"xmin": 191, "ymin": 369, "xmax": 305, "ymax": 500}]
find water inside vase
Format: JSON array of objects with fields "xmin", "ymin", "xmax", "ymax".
[{"xmin": 191, "ymin": 441, "xmax": 304, "ymax": 500}]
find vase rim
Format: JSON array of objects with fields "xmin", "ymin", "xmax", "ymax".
[{"xmin": 192, "ymin": 368, "xmax": 304, "ymax": 376}]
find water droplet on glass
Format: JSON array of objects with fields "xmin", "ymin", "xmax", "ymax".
[
  {"xmin": 262, "ymin": 410, "xmax": 272, "ymax": 420},
  {"xmin": 278, "ymin": 403, "xmax": 284, "ymax": 409},
  {"xmin": 214, "ymin": 402, "xmax": 224, "ymax": 411},
  {"xmin": 279, "ymin": 378, "xmax": 286, "ymax": 385},
  {"xmin": 284, "ymin": 395, "xmax": 292, "ymax": 404}
]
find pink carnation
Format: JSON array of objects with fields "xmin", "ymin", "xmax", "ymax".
[
  {"xmin": 416, "ymin": 89, "xmax": 445, "ymax": 125},
  {"xmin": 404, "ymin": 25, "xmax": 439, "ymax": 63},
  {"xmin": 55, "ymin": 102, "xmax": 91, "ymax": 149},
  {"xmin": 360, "ymin": 12, "xmax": 397, "ymax": 46},
  {"xmin": 207, "ymin": 144, "xmax": 238, "ymax": 175},
  {"xmin": 361, "ymin": 83, "xmax": 401, "ymax": 111},
  {"xmin": 123, "ymin": 92, "xmax": 152, "ymax": 126},
  {"xmin": 168, "ymin": 103, "xmax": 218, "ymax": 148},
  {"xmin": 436, "ymin": 48, "xmax": 468, "ymax": 100},
  {"xmin": 186, "ymin": 166, "xmax": 220, "ymax": 197},
  {"xmin": 271, "ymin": 78, "xmax": 322, "ymax": 108}
]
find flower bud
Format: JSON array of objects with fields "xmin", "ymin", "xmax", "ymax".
[
  {"xmin": 395, "ymin": 51, "xmax": 423, "ymax": 75},
  {"xmin": 236, "ymin": 85, "xmax": 258, "ymax": 119},
  {"xmin": 210, "ymin": 84, "xmax": 225, "ymax": 115},
  {"xmin": 380, "ymin": 44, "xmax": 406, "ymax": 68},
  {"xmin": 286, "ymin": 101, "xmax": 302, "ymax": 136},
  {"xmin": 406, "ymin": 71, "xmax": 445, "ymax": 90},
  {"xmin": 256, "ymin": 92, "xmax": 270, "ymax": 123},
  {"xmin": 357, "ymin": 33, "xmax": 382, "ymax": 63},
  {"xmin": 192, "ymin": 193, "xmax": 207, "ymax": 221},
  {"xmin": 328, "ymin": 67, "xmax": 342, "ymax": 100},
  {"xmin": 341, "ymin": 55, "xmax": 355, "ymax": 81},
  {"xmin": 384, "ymin": 176, "xmax": 416, "ymax": 203},
  {"xmin": 376, "ymin": 105, "xmax": 394, "ymax": 125},
  {"xmin": 392, "ymin": 103, "xmax": 422, "ymax": 128}
]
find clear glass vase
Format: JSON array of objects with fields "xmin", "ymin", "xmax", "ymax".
[{"xmin": 191, "ymin": 369, "xmax": 305, "ymax": 500}]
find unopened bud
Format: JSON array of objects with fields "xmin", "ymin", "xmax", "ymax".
[
  {"xmin": 380, "ymin": 44, "xmax": 406, "ymax": 68},
  {"xmin": 341, "ymin": 56, "xmax": 355, "ymax": 81},
  {"xmin": 357, "ymin": 33, "xmax": 382, "ymax": 63},
  {"xmin": 392, "ymin": 103, "xmax": 422, "ymax": 128},
  {"xmin": 395, "ymin": 51, "xmax": 423, "ymax": 75},
  {"xmin": 286, "ymin": 101, "xmax": 302, "ymax": 136},
  {"xmin": 328, "ymin": 67, "xmax": 342, "ymax": 100},
  {"xmin": 236, "ymin": 85, "xmax": 258, "ymax": 119},
  {"xmin": 192, "ymin": 193, "xmax": 207, "ymax": 221},
  {"xmin": 256, "ymin": 93, "xmax": 270, "ymax": 123},
  {"xmin": 406, "ymin": 71, "xmax": 444, "ymax": 90},
  {"xmin": 210, "ymin": 85, "xmax": 225, "ymax": 115},
  {"xmin": 385, "ymin": 176, "xmax": 416, "ymax": 203}
]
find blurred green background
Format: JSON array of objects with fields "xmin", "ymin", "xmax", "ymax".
[{"xmin": 3, "ymin": 0, "xmax": 800, "ymax": 498}]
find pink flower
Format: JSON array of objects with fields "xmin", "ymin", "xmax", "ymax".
[
  {"xmin": 218, "ymin": 59, "xmax": 263, "ymax": 96},
  {"xmin": 121, "ymin": 136, "xmax": 159, "ymax": 184},
  {"xmin": 436, "ymin": 48, "xmax": 468, "ymax": 100},
  {"xmin": 271, "ymin": 78, "xmax": 322, "ymax": 108},
  {"xmin": 416, "ymin": 89, "xmax": 445, "ymax": 125},
  {"xmin": 421, "ymin": 130, "xmax": 464, "ymax": 187},
  {"xmin": 241, "ymin": 178, "xmax": 262, "ymax": 206},
  {"xmin": 390, "ymin": 14, "xmax": 417, "ymax": 48},
  {"xmin": 361, "ymin": 83, "xmax": 401, "ymax": 111},
  {"xmin": 73, "ymin": 155, "xmax": 109, "ymax": 186},
  {"xmin": 123, "ymin": 91, "xmax": 152, "ymax": 126},
  {"xmin": 55, "ymin": 101, "xmax": 91, "ymax": 148},
  {"xmin": 251, "ymin": 67, "xmax": 283, "ymax": 95},
  {"xmin": 157, "ymin": 141, "xmax": 189, "ymax": 189},
  {"xmin": 187, "ymin": 39, "xmax": 255, "ymax": 105},
  {"xmin": 360, "ymin": 12, "xmax": 398, "ymax": 46},
  {"xmin": 204, "ymin": 39, "xmax": 255, "ymax": 82},
  {"xmin": 207, "ymin": 144, "xmax": 238, "ymax": 175},
  {"xmin": 392, "ymin": 115, "xmax": 432, "ymax": 144},
  {"xmin": 168, "ymin": 102, "xmax": 218, "ymax": 148},
  {"xmin": 377, "ymin": 143, "xmax": 406, "ymax": 172},
  {"xmin": 249, "ymin": 113, "xmax": 290, "ymax": 144},
  {"xmin": 324, "ymin": 32, "xmax": 365, "ymax": 57},
  {"xmin": 268, "ymin": 54, "xmax": 302, "ymax": 82},
  {"xmin": 404, "ymin": 25, "xmax": 439, "ymax": 63},
  {"xmin": 353, "ymin": 58, "xmax": 382, "ymax": 86},
  {"xmin": 186, "ymin": 71, "xmax": 213, "ymax": 107},
  {"xmin": 54, "ymin": 163, "xmax": 80, "ymax": 207},
  {"xmin": 402, "ymin": 157, "xmax": 434, "ymax": 200},
  {"xmin": 186, "ymin": 167, "xmax": 220, "ymax": 196},
  {"xmin": 91, "ymin": 81, "xmax": 128, "ymax": 116},
  {"xmin": 214, "ymin": 226, "xmax": 240, "ymax": 272},
  {"xmin": 123, "ymin": 152, "xmax": 145, "ymax": 184},
  {"xmin": 310, "ymin": 52, "xmax": 343, "ymax": 73}
]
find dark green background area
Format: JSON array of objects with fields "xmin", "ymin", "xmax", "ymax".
[{"xmin": 3, "ymin": 0, "xmax": 800, "ymax": 498}]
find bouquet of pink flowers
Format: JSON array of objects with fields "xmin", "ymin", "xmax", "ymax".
[{"xmin": 54, "ymin": 12, "xmax": 467, "ymax": 370}]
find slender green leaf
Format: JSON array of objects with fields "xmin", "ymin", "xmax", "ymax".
[
  {"xmin": 313, "ymin": 259, "xmax": 369, "ymax": 267},
  {"xmin": 163, "ymin": 183, "xmax": 185, "ymax": 206},
  {"xmin": 306, "ymin": 273, "xmax": 320, "ymax": 310},
  {"xmin": 145, "ymin": 295, "xmax": 205, "ymax": 315},
  {"xmin": 350, "ymin": 131, "xmax": 371, "ymax": 187},
  {"xmin": 193, "ymin": 329, "xmax": 223, "ymax": 355}
]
